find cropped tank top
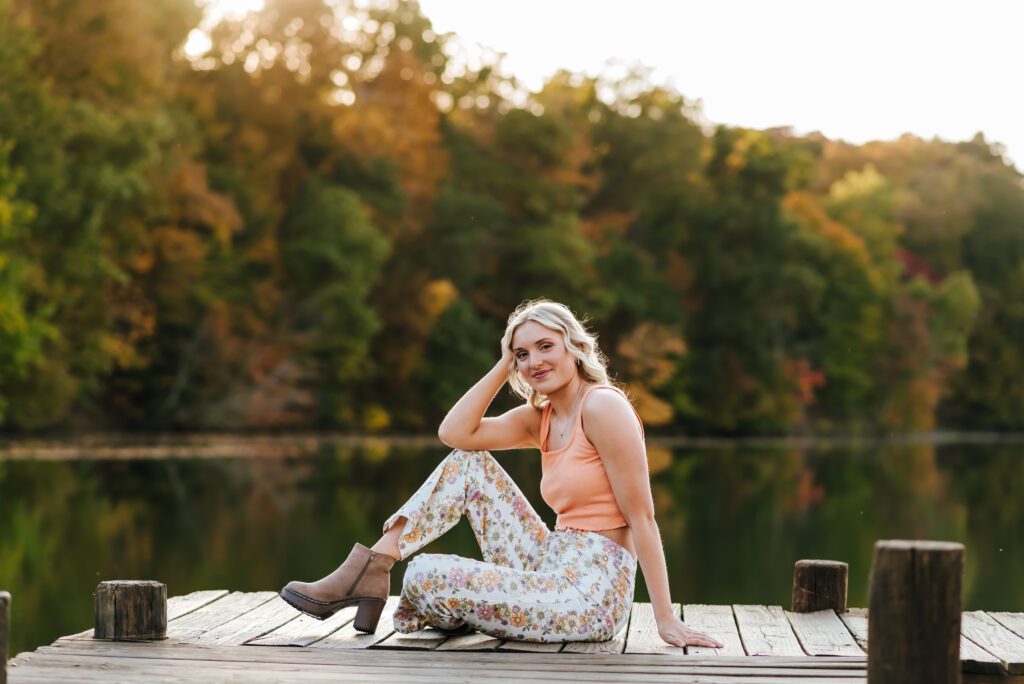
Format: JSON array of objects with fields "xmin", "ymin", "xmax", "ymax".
[{"xmin": 539, "ymin": 385, "xmax": 645, "ymax": 532}]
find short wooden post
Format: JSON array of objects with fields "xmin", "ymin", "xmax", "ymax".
[
  {"xmin": 868, "ymin": 540, "xmax": 964, "ymax": 684},
  {"xmin": 94, "ymin": 581, "xmax": 167, "ymax": 641},
  {"xmin": 1, "ymin": 591, "xmax": 10, "ymax": 684},
  {"xmin": 792, "ymin": 559, "xmax": 848, "ymax": 613}
]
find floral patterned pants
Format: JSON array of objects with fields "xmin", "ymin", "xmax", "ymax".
[{"xmin": 382, "ymin": 449, "xmax": 637, "ymax": 643}]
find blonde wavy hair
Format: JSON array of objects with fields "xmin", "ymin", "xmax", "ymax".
[{"xmin": 501, "ymin": 299, "xmax": 613, "ymax": 408}]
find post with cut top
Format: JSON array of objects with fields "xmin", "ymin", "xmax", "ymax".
[
  {"xmin": 792, "ymin": 559, "xmax": 848, "ymax": 613},
  {"xmin": 868, "ymin": 540, "xmax": 964, "ymax": 684},
  {"xmin": 94, "ymin": 581, "xmax": 167, "ymax": 641},
  {"xmin": 1, "ymin": 591, "xmax": 10, "ymax": 684}
]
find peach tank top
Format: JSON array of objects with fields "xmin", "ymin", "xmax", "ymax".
[{"xmin": 539, "ymin": 385, "xmax": 644, "ymax": 532}]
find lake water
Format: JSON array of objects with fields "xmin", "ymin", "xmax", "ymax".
[{"xmin": 2, "ymin": 436, "xmax": 1022, "ymax": 657}]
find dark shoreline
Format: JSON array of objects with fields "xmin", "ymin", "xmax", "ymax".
[{"xmin": 2, "ymin": 430, "xmax": 1024, "ymax": 460}]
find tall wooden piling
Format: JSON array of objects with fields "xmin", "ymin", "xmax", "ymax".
[
  {"xmin": 1, "ymin": 591, "xmax": 9, "ymax": 684},
  {"xmin": 94, "ymin": 581, "xmax": 167, "ymax": 641},
  {"xmin": 868, "ymin": 540, "xmax": 964, "ymax": 684},
  {"xmin": 792, "ymin": 559, "xmax": 848, "ymax": 613}
]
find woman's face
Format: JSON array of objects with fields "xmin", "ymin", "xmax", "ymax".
[{"xmin": 510, "ymin": 320, "xmax": 578, "ymax": 394}]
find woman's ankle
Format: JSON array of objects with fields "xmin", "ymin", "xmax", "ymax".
[
  {"xmin": 370, "ymin": 540, "xmax": 401, "ymax": 561},
  {"xmin": 371, "ymin": 517, "xmax": 406, "ymax": 561}
]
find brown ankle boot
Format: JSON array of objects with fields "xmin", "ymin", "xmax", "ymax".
[{"xmin": 280, "ymin": 542, "xmax": 398, "ymax": 632}]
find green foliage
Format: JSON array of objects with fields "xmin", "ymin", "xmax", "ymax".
[
  {"xmin": 282, "ymin": 179, "xmax": 391, "ymax": 423},
  {"xmin": 0, "ymin": 141, "xmax": 56, "ymax": 423},
  {"xmin": 412, "ymin": 295, "xmax": 501, "ymax": 424},
  {"xmin": 676, "ymin": 127, "xmax": 809, "ymax": 433},
  {"xmin": 0, "ymin": 0, "xmax": 1021, "ymax": 432}
]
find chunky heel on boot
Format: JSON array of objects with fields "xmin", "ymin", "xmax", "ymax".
[
  {"xmin": 281, "ymin": 543, "xmax": 396, "ymax": 623},
  {"xmin": 353, "ymin": 597, "xmax": 386, "ymax": 633}
]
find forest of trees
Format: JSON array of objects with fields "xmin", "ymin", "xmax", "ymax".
[{"xmin": 1, "ymin": 0, "xmax": 1022, "ymax": 435}]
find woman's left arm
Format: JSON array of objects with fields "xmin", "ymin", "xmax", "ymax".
[{"xmin": 583, "ymin": 390, "xmax": 723, "ymax": 649}]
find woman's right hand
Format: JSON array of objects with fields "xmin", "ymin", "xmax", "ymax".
[
  {"xmin": 499, "ymin": 334, "xmax": 515, "ymax": 368},
  {"xmin": 438, "ymin": 341, "xmax": 535, "ymax": 451}
]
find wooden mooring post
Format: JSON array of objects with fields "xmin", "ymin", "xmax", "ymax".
[
  {"xmin": 792, "ymin": 559, "xmax": 848, "ymax": 613},
  {"xmin": 94, "ymin": 581, "xmax": 167, "ymax": 641},
  {"xmin": 868, "ymin": 540, "xmax": 964, "ymax": 684},
  {"xmin": 1, "ymin": 591, "xmax": 9, "ymax": 684}
]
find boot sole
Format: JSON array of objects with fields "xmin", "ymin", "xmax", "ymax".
[{"xmin": 280, "ymin": 588, "xmax": 386, "ymax": 632}]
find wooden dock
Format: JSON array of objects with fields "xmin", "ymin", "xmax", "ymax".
[{"xmin": 8, "ymin": 590, "xmax": 1024, "ymax": 682}]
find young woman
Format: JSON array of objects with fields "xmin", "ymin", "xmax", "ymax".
[{"xmin": 281, "ymin": 299, "xmax": 723, "ymax": 648}]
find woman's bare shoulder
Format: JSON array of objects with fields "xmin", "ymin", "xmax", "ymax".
[
  {"xmin": 585, "ymin": 387, "xmax": 638, "ymax": 450},
  {"xmin": 581, "ymin": 386, "xmax": 636, "ymax": 426},
  {"xmin": 581, "ymin": 385, "xmax": 634, "ymax": 428}
]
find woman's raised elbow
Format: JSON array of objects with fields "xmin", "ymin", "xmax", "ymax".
[
  {"xmin": 438, "ymin": 423, "xmax": 473, "ymax": 450},
  {"xmin": 437, "ymin": 424, "xmax": 456, "ymax": 448}
]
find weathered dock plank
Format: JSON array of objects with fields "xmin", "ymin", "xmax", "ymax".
[
  {"xmin": 785, "ymin": 609, "xmax": 863, "ymax": 656},
  {"xmin": 962, "ymin": 611, "xmax": 1024, "ymax": 675},
  {"xmin": 248, "ymin": 604, "xmax": 358, "ymax": 647},
  {"xmin": 623, "ymin": 602, "xmax": 683, "ymax": 655},
  {"xmin": 10, "ymin": 641, "xmax": 871, "ymax": 683},
  {"xmin": 991, "ymin": 613, "xmax": 1024, "ymax": 639},
  {"xmin": 167, "ymin": 590, "xmax": 230, "ymax": 620},
  {"xmin": 166, "ymin": 590, "xmax": 277, "ymax": 642},
  {"xmin": 683, "ymin": 604, "xmax": 746, "ymax": 656},
  {"xmin": 13, "ymin": 661, "xmax": 868, "ymax": 684},
  {"xmin": 837, "ymin": 607, "xmax": 1004, "ymax": 675},
  {"xmin": 960, "ymin": 635, "xmax": 1006, "ymax": 675},
  {"xmin": 33, "ymin": 639, "xmax": 870, "ymax": 670},
  {"xmin": 838, "ymin": 609, "xmax": 868, "ymax": 650},
  {"xmin": 733, "ymin": 605, "xmax": 804, "ymax": 657},
  {"xmin": 192, "ymin": 596, "xmax": 299, "ymax": 646}
]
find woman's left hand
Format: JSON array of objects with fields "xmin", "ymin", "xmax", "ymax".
[{"xmin": 656, "ymin": 614, "xmax": 724, "ymax": 649}]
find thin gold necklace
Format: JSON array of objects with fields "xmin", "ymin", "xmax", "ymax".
[{"xmin": 552, "ymin": 383, "xmax": 587, "ymax": 441}]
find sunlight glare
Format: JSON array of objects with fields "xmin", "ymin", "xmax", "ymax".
[
  {"xmin": 186, "ymin": 0, "xmax": 265, "ymax": 58},
  {"xmin": 199, "ymin": 0, "xmax": 265, "ymax": 23},
  {"xmin": 184, "ymin": 29, "xmax": 212, "ymax": 57}
]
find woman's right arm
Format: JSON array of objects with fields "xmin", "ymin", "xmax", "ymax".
[{"xmin": 437, "ymin": 352, "xmax": 538, "ymax": 452}]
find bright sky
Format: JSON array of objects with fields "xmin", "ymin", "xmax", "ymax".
[
  {"xmin": 196, "ymin": 0, "xmax": 1024, "ymax": 170},
  {"xmin": 418, "ymin": 0, "xmax": 1023, "ymax": 170}
]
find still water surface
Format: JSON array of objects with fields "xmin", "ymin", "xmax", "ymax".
[{"xmin": 2, "ymin": 438, "xmax": 1022, "ymax": 656}]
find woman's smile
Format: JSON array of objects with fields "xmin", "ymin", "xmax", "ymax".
[{"xmin": 512, "ymin": 320, "xmax": 579, "ymax": 393}]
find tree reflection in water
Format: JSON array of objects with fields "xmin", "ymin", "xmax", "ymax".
[{"xmin": 1, "ymin": 439, "xmax": 1021, "ymax": 657}]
